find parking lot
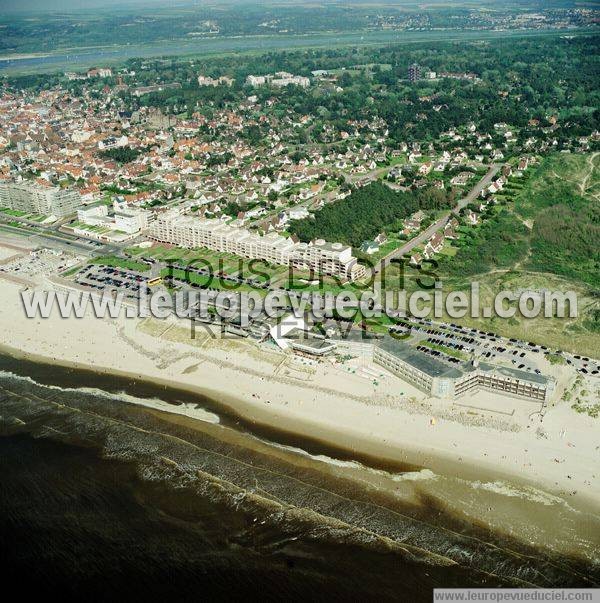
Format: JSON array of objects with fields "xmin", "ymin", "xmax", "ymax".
[
  {"xmin": 74, "ymin": 264, "xmax": 151, "ymax": 300},
  {"xmin": 392, "ymin": 317, "xmax": 599, "ymax": 377},
  {"xmin": 0, "ymin": 248, "xmax": 83, "ymax": 278}
]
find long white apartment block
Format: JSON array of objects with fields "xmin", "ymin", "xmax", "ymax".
[{"xmin": 149, "ymin": 211, "xmax": 365, "ymax": 281}]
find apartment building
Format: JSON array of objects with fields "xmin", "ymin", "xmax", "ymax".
[
  {"xmin": 293, "ymin": 239, "xmax": 366, "ymax": 282},
  {"xmin": 149, "ymin": 212, "xmax": 297, "ymax": 265},
  {"xmin": 0, "ymin": 181, "xmax": 81, "ymax": 218},
  {"xmin": 77, "ymin": 201, "xmax": 108, "ymax": 225},
  {"xmin": 114, "ymin": 209, "xmax": 151, "ymax": 234},
  {"xmin": 149, "ymin": 212, "xmax": 364, "ymax": 281},
  {"xmin": 374, "ymin": 336, "xmax": 555, "ymax": 402},
  {"xmin": 246, "ymin": 72, "xmax": 310, "ymax": 88}
]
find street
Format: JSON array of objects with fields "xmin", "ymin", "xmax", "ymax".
[{"xmin": 375, "ymin": 163, "xmax": 501, "ymax": 272}]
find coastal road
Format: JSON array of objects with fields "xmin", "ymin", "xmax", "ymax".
[
  {"xmin": 0, "ymin": 215, "xmax": 123, "ymax": 257},
  {"xmin": 375, "ymin": 163, "xmax": 501, "ymax": 273}
]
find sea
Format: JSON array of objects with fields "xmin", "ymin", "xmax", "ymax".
[{"xmin": 0, "ymin": 353, "xmax": 598, "ymax": 601}]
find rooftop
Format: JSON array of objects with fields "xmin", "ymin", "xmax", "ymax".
[
  {"xmin": 377, "ymin": 335, "xmax": 463, "ymax": 379},
  {"xmin": 377, "ymin": 336, "xmax": 551, "ymax": 385}
]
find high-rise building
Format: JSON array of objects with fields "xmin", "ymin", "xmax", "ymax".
[
  {"xmin": 408, "ymin": 63, "xmax": 421, "ymax": 83},
  {"xmin": 0, "ymin": 181, "xmax": 81, "ymax": 218}
]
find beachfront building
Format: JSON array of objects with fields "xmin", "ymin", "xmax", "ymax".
[
  {"xmin": 374, "ymin": 336, "xmax": 555, "ymax": 402},
  {"xmin": 292, "ymin": 239, "xmax": 366, "ymax": 282},
  {"xmin": 77, "ymin": 201, "xmax": 109, "ymax": 225},
  {"xmin": 149, "ymin": 212, "xmax": 297, "ymax": 264},
  {"xmin": 0, "ymin": 181, "xmax": 82, "ymax": 218},
  {"xmin": 148, "ymin": 211, "xmax": 365, "ymax": 281}
]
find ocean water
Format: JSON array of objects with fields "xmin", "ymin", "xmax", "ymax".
[{"xmin": 0, "ymin": 354, "xmax": 598, "ymax": 600}]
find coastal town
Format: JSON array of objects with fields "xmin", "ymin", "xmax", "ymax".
[
  {"xmin": 0, "ymin": 1, "xmax": 599, "ymax": 595},
  {"xmin": 0, "ymin": 52, "xmax": 598, "ymax": 414}
]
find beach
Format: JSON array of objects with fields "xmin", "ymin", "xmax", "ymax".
[{"xmin": 1, "ymin": 273, "xmax": 598, "ymax": 510}]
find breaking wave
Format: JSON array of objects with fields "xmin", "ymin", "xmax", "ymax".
[
  {"xmin": 0, "ymin": 364, "xmax": 598, "ymax": 589},
  {"xmin": 268, "ymin": 440, "xmax": 438, "ymax": 484},
  {"xmin": 470, "ymin": 480, "xmax": 574, "ymax": 509},
  {"xmin": 0, "ymin": 369, "xmax": 220, "ymax": 424}
]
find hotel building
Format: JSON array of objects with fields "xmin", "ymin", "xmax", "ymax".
[{"xmin": 374, "ymin": 336, "xmax": 555, "ymax": 402}]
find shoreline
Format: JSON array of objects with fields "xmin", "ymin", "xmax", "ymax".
[
  {"xmin": 0, "ymin": 277, "xmax": 598, "ymax": 511},
  {"xmin": 0, "ymin": 338, "xmax": 598, "ymax": 513}
]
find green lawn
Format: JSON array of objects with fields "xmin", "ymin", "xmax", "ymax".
[{"xmin": 90, "ymin": 255, "xmax": 150, "ymax": 272}]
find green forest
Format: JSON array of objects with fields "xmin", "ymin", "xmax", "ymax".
[{"xmin": 288, "ymin": 181, "xmax": 453, "ymax": 247}]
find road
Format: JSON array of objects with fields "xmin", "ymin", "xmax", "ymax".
[
  {"xmin": 0, "ymin": 214, "xmax": 124, "ymax": 257},
  {"xmin": 375, "ymin": 163, "xmax": 501, "ymax": 273}
]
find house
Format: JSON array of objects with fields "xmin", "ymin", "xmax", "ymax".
[
  {"xmin": 288, "ymin": 207, "xmax": 310, "ymax": 220},
  {"xmin": 465, "ymin": 210, "xmax": 479, "ymax": 225},
  {"xmin": 409, "ymin": 253, "xmax": 422, "ymax": 266},
  {"xmin": 360, "ymin": 240, "xmax": 380, "ymax": 255},
  {"xmin": 450, "ymin": 172, "xmax": 472, "ymax": 186},
  {"xmin": 423, "ymin": 232, "xmax": 444, "ymax": 259},
  {"xmin": 444, "ymin": 226, "xmax": 457, "ymax": 239},
  {"xmin": 418, "ymin": 162, "xmax": 433, "ymax": 175},
  {"xmin": 388, "ymin": 166, "xmax": 402, "ymax": 181}
]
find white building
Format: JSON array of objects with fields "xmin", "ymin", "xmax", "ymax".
[
  {"xmin": 149, "ymin": 212, "xmax": 364, "ymax": 281},
  {"xmin": 246, "ymin": 75, "xmax": 267, "ymax": 87},
  {"xmin": 0, "ymin": 181, "xmax": 81, "ymax": 218},
  {"xmin": 246, "ymin": 73, "xmax": 310, "ymax": 88},
  {"xmin": 293, "ymin": 239, "xmax": 366, "ymax": 282},
  {"xmin": 114, "ymin": 209, "xmax": 150, "ymax": 234},
  {"xmin": 271, "ymin": 73, "xmax": 310, "ymax": 88},
  {"xmin": 287, "ymin": 207, "xmax": 310, "ymax": 220},
  {"xmin": 198, "ymin": 75, "xmax": 234, "ymax": 87},
  {"xmin": 77, "ymin": 202, "xmax": 108, "ymax": 226}
]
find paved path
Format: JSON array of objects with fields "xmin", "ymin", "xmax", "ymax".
[{"xmin": 375, "ymin": 164, "xmax": 501, "ymax": 273}]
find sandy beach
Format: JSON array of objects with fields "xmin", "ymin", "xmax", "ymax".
[{"xmin": 1, "ymin": 270, "xmax": 598, "ymax": 509}]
